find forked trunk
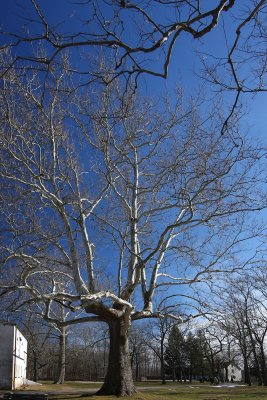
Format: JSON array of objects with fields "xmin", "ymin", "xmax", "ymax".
[{"xmin": 97, "ymin": 317, "xmax": 136, "ymax": 396}]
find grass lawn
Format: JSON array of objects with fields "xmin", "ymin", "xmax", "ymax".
[{"xmin": 1, "ymin": 382, "xmax": 267, "ymax": 400}]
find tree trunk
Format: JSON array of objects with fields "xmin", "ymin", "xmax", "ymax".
[
  {"xmin": 97, "ymin": 318, "xmax": 136, "ymax": 396},
  {"xmin": 33, "ymin": 354, "xmax": 38, "ymax": 382},
  {"xmin": 54, "ymin": 326, "xmax": 66, "ymax": 384},
  {"xmin": 189, "ymin": 361, "xmax": 192, "ymax": 383},
  {"xmin": 161, "ymin": 360, "xmax": 166, "ymax": 384},
  {"xmin": 211, "ymin": 356, "xmax": 215, "ymax": 380},
  {"xmin": 259, "ymin": 344, "xmax": 267, "ymax": 386},
  {"xmin": 179, "ymin": 369, "xmax": 182, "ymax": 382},
  {"xmin": 136, "ymin": 359, "xmax": 140, "ymax": 382},
  {"xmin": 172, "ymin": 365, "xmax": 176, "ymax": 382},
  {"xmin": 160, "ymin": 341, "xmax": 166, "ymax": 384},
  {"xmin": 243, "ymin": 357, "xmax": 251, "ymax": 386},
  {"xmin": 251, "ymin": 343, "xmax": 262, "ymax": 386},
  {"xmin": 225, "ymin": 366, "xmax": 229, "ymax": 382}
]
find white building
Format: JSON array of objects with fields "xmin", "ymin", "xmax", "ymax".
[
  {"xmin": 0, "ymin": 324, "xmax": 28, "ymax": 390},
  {"xmin": 229, "ymin": 364, "xmax": 242, "ymax": 382}
]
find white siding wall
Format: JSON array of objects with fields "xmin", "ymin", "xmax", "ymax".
[
  {"xmin": 0, "ymin": 324, "xmax": 28, "ymax": 389},
  {"xmin": 13, "ymin": 327, "xmax": 28, "ymax": 389},
  {"xmin": 0, "ymin": 325, "xmax": 14, "ymax": 389}
]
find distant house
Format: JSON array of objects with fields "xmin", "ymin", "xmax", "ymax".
[
  {"xmin": 229, "ymin": 364, "xmax": 242, "ymax": 382},
  {"xmin": 0, "ymin": 324, "xmax": 28, "ymax": 390},
  {"xmin": 220, "ymin": 363, "xmax": 242, "ymax": 382}
]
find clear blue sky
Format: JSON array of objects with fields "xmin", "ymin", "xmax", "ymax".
[
  {"xmin": 1, "ymin": 1, "xmax": 266, "ymax": 315},
  {"xmin": 1, "ymin": 0, "xmax": 266, "ymax": 143}
]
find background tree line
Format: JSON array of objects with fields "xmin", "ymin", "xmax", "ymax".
[{"xmin": 2, "ymin": 267, "xmax": 267, "ymax": 386}]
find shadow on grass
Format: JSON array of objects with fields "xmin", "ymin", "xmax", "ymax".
[{"xmin": 49, "ymin": 394, "xmax": 97, "ymax": 400}]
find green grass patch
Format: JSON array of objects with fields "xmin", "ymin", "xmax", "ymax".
[
  {"xmin": 1, "ymin": 382, "xmax": 267, "ymax": 400},
  {"xmin": 146, "ymin": 384, "xmax": 267, "ymax": 400},
  {"xmin": 38, "ymin": 381, "xmax": 101, "ymax": 389}
]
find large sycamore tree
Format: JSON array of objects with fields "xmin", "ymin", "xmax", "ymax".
[{"xmin": 0, "ymin": 59, "xmax": 266, "ymax": 395}]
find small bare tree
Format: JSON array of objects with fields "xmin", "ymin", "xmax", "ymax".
[
  {"xmin": 215, "ymin": 274, "xmax": 267, "ymax": 386},
  {"xmin": 144, "ymin": 317, "xmax": 176, "ymax": 384}
]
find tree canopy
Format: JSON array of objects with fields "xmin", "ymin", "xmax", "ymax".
[{"xmin": 1, "ymin": 1, "xmax": 267, "ymax": 396}]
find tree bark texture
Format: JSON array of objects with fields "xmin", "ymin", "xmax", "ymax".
[
  {"xmin": 33, "ymin": 354, "xmax": 38, "ymax": 382},
  {"xmin": 97, "ymin": 318, "xmax": 136, "ymax": 396},
  {"xmin": 260, "ymin": 344, "xmax": 267, "ymax": 386},
  {"xmin": 160, "ymin": 356, "xmax": 166, "ymax": 384},
  {"xmin": 225, "ymin": 366, "xmax": 229, "ymax": 382},
  {"xmin": 243, "ymin": 357, "xmax": 251, "ymax": 386},
  {"xmin": 55, "ymin": 327, "xmax": 66, "ymax": 384}
]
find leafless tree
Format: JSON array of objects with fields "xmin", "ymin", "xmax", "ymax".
[
  {"xmin": 0, "ymin": 1, "xmax": 236, "ymax": 79},
  {"xmin": 200, "ymin": 325, "xmax": 226, "ymax": 381},
  {"xmin": 201, "ymin": 1, "xmax": 267, "ymax": 133},
  {"xmin": 213, "ymin": 272, "xmax": 267, "ymax": 386},
  {"xmin": 0, "ymin": 55, "xmax": 266, "ymax": 395},
  {"xmin": 66, "ymin": 324, "xmax": 108, "ymax": 381},
  {"xmin": 143, "ymin": 317, "xmax": 177, "ymax": 384},
  {"xmin": 1, "ymin": 1, "xmax": 267, "ymax": 99}
]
